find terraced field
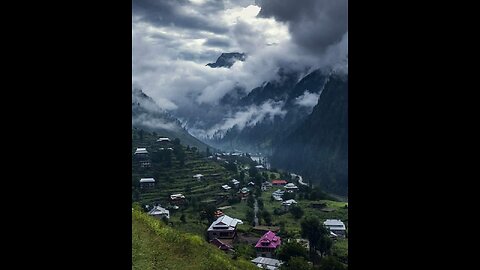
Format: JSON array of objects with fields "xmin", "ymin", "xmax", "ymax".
[{"xmin": 132, "ymin": 129, "xmax": 235, "ymax": 207}]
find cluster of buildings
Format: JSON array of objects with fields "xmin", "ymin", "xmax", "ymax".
[
  {"xmin": 220, "ymin": 179, "xmax": 250, "ymax": 199},
  {"xmin": 206, "ymin": 213, "xmax": 284, "ymax": 269},
  {"xmin": 269, "ymin": 179, "xmax": 299, "ymax": 202}
]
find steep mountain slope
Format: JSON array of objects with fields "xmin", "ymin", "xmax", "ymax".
[
  {"xmin": 132, "ymin": 209, "xmax": 257, "ymax": 270},
  {"xmin": 206, "ymin": 52, "xmax": 246, "ymax": 68},
  {"xmin": 132, "ymin": 88, "xmax": 213, "ymax": 151},
  {"xmin": 271, "ymin": 74, "xmax": 348, "ymax": 195},
  {"xmin": 207, "ymin": 68, "xmax": 330, "ymax": 154}
]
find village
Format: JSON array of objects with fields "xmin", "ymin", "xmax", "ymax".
[{"xmin": 132, "ymin": 130, "xmax": 348, "ymax": 269}]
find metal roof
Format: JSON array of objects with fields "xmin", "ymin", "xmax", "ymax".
[
  {"xmin": 208, "ymin": 215, "xmax": 243, "ymax": 231},
  {"xmin": 324, "ymin": 219, "xmax": 346, "ymax": 230},
  {"xmin": 251, "ymin": 257, "xmax": 282, "ymax": 267},
  {"xmin": 148, "ymin": 206, "xmax": 170, "ymax": 219},
  {"xmin": 139, "ymin": 178, "xmax": 155, "ymax": 183},
  {"xmin": 282, "ymin": 199, "xmax": 297, "ymax": 205},
  {"xmin": 134, "ymin": 148, "xmax": 148, "ymax": 154}
]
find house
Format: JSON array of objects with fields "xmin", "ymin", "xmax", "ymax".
[
  {"xmin": 148, "ymin": 205, "xmax": 170, "ymax": 219},
  {"xmin": 272, "ymin": 196, "xmax": 283, "ymax": 201},
  {"xmin": 284, "ymin": 183, "xmax": 299, "ymax": 193},
  {"xmin": 248, "ymin": 181, "xmax": 255, "ymax": 186},
  {"xmin": 170, "ymin": 193, "xmax": 186, "ymax": 204},
  {"xmin": 207, "ymin": 215, "xmax": 243, "ymax": 240},
  {"xmin": 271, "ymin": 180, "xmax": 287, "ymax": 186},
  {"xmin": 262, "ymin": 181, "xmax": 272, "ymax": 191},
  {"xmin": 139, "ymin": 178, "xmax": 155, "ymax": 189},
  {"xmin": 231, "ymin": 179, "xmax": 240, "ymax": 187},
  {"xmin": 193, "ymin": 174, "xmax": 204, "ymax": 180},
  {"xmin": 272, "ymin": 189, "xmax": 284, "ymax": 201},
  {"xmin": 134, "ymin": 147, "xmax": 148, "ymax": 155},
  {"xmin": 140, "ymin": 161, "xmax": 151, "ymax": 168},
  {"xmin": 323, "ymin": 219, "xmax": 346, "ymax": 238},
  {"xmin": 240, "ymin": 187, "xmax": 250, "ymax": 198},
  {"xmin": 255, "ymin": 231, "xmax": 282, "ymax": 258},
  {"xmin": 134, "ymin": 147, "xmax": 149, "ymax": 161},
  {"xmin": 210, "ymin": 238, "xmax": 233, "ymax": 252},
  {"xmin": 156, "ymin": 137, "xmax": 171, "ymax": 142},
  {"xmin": 251, "ymin": 257, "xmax": 283, "ymax": 270},
  {"xmin": 281, "ymin": 199, "xmax": 297, "ymax": 210},
  {"xmin": 221, "ymin": 185, "xmax": 232, "ymax": 191},
  {"xmin": 255, "ymin": 165, "xmax": 265, "ymax": 170}
]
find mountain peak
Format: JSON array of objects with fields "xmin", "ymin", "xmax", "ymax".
[{"xmin": 206, "ymin": 52, "xmax": 246, "ymax": 68}]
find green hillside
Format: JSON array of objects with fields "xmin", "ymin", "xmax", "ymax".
[
  {"xmin": 132, "ymin": 129, "xmax": 234, "ymax": 207},
  {"xmin": 132, "ymin": 208, "xmax": 258, "ymax": 270},
  {"xmin": 132, "ymin": 129, "xmax": 348, "ymax": 269}
]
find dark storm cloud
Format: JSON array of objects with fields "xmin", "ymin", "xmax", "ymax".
[
  {"xmin": 256, "ymin": 0, "xmax": 348, "ymax": 54},
  {"xmin": 204, "ymin": 37, "xmax": 231, "ymax": 48},
  {"xmin": 132, "ymin": 0, "xmax": 228, "ymax": 33}
]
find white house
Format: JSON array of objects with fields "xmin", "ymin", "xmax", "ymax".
[
  {"xmin": 231, "ymin": 179, "xmax": 240, "ymax": 187},
  {"xmin": 251, "ymin": 257, "xmax": 283, "ymax": 270},
  {"xmin": 134, "ymin": 148, "xmax": 149, "ymax": 162},
  {"xmin": 156, "ymin": 137, "xmax": 171, "ymax": 142},
  {"xmin": 323, "ymin": 219, "xmax": 346, "ymax": 237},
  {"xmin": 134, "ymin": 147, "xmax": 148, "ymax": 155},
  {"xmin": 148, "ymin": 205, "xmax": 170, "ymax": 219},
  {"xmin": 222, "ymin": 185, "xmax": 232, "ymax": 191},
  {"xmin": 207, "ymin": 215, "xmax": 243, "ymax": 240},
  {"xmin": 170, "ymin": 193, "xmax": 186, "ymax": 202},
  {"xmin": 193, "ymin": 174, "xmax": 204, "ymax": 180},
  {"xmin": 281, "ymin": 199, "xmax": 297, "ymax": 210},
  {"xmin": 284, "ymin": 183, "xmax": 299, "ymax": 193},
  {"xmin": 272, "ymin": 189, "xmax": 285, "ymax": 201},
  {"xmin": 139, "ymin": 178, "xmax": 155, "ymax": 189}
]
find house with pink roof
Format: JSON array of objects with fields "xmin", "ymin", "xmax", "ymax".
[{"xmin": 255, "ymin": 231, "xmax": 282, "ymax": 258}]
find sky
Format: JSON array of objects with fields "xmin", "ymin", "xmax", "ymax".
[{"xmin": 132, "ymin": 0, "xmax": 348, "ymax": 138}]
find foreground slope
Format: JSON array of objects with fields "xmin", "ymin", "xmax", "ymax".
[{"xmin": 132, "ymin": 209, "xmax": 258, "ymax": 270}]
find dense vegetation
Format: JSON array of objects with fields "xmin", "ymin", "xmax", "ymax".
[{"xmin": 271, "ymin": 75, "xmax": 348, "ymax": 195}]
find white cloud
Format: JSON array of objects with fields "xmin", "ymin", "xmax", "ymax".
[
  {"xmin": 132, "ymin": 0, "xmax": 347, "ymax": 137},
  {"xmin": 295, "ymin": 91, "xmax": 320, "ymax": 108},
  {"xmin": 132, "ymin": 113, "xmax": 179, "ymax": 131},
  {"xmin": 205, "ymin": 99, "xmax": 287, "ymax": 138}
]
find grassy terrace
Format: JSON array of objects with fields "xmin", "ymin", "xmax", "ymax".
[{"xmin": 132, "ymin": 129, "xmax": 235, "ymax": 206}]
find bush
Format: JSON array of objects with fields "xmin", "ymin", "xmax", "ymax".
[
  {"xmin": 318, "ymin": 256, "xmax": 346, "ymax": 270},
  {"xmin": 290, "ymin": 206, "xmax": 304, "ymax": 220},
  {"xmin": 276, "ymin": 241, "xmax": 309, "ymax": 262}
]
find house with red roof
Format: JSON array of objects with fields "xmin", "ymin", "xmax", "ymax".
[
  {"xmin": 271, "ymin": 180, "xmax": 288, "ymax": 186},
  {"xmin": 255, "ymin": 231, "xmax": 282, "ymax": 258}
]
